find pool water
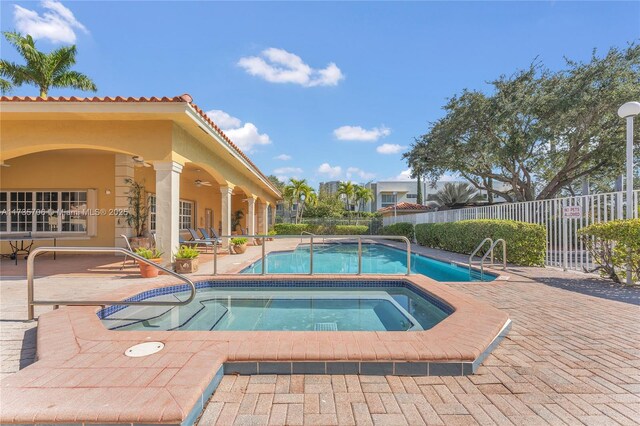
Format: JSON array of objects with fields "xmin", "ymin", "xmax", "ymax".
[
  {"xmin": 100, "ymin": 283, "xmax": 452, "ymax": 332},
  {"xmin": 242, "ymin": 243, "xmax": 494, "ymax": 282}
]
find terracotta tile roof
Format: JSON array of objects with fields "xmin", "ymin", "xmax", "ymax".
[
  {"xmin": 378, "ymin": 202, "xmax": 432, "ymax": 213},
  {"xmin": 0, "ymin": 94, "xmax": 280, "ymax": 197}
]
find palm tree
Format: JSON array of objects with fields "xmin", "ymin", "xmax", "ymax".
[
  {"xmin": 0, "ymin": 32, "xmax": 97, "ymax": 97},
  {"xmin": 354, "ymin": 185, "xmax": 374, "ymax": 216},
  {"xmin": 427, "ymin": 182, "xmax": 485, "ymax": 209},
  {"xmin": 337, "ymin": 181, "xmax": 355, "ymax": 211},
  {"xmin": 285, "ymin": 178, "xmax": 316, "ymax": 223}
]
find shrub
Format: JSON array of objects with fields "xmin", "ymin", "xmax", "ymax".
[
  {"xmin": 578, "ymin": 219, "xmax": 640, "ymax": 284},
  {"xmin": 381, "ymin": 222, "xmax": 415, "ymax": 240},
  {"xmin": 230, "ymin": 237, "xmax": 248, "ymax": 245},
  {"xmin": 414, "ymin": 220, "xmax": 546, "ymax": 266},
  {"xmin": 174, "ymin": 245, "xmax": 199, "ymax": 259},
  {"xmin": 334, "ymin": 225, "xmax": 368, "ymax": 235},
  {"xmin": 273, "ymin": 223, "xmax": 310, "ymax": 234},
  {"xmin": 135, "ymin": 247, "xmax": 163, "ymax": 259}
]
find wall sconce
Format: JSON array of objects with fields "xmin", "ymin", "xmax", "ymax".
[{"xmin": 105, "ymin": 189, "xmax": 112, "ymax": 195}]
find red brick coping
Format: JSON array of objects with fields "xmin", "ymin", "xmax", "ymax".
[{"xmin": 0, "ymin": 275, "xmax": 509, "ymax": 425}]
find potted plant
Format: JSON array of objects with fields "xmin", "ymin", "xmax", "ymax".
[
  {"xmin": 267, "ymin": 230, "xmax": 277, "ymax": 241},
  {"xmin": 121, "ymin": 178, "xmax": 151, "ymax": 249},
  {"xmin": 231, "ymin": 209, "xmax": 245, "ymax": 235},
  {"xmin": 174, "ymin": 245, "xmax": 200, "ymax": 274},
  {"xmin": 230, "ymin": 237, "xmax": 248, "ymax": 254},
  {"xmin": 134, "ymin": 247, "xmax": 164, "ymax": 278}
]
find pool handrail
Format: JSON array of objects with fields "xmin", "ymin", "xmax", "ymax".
[
  {"xmin": 26, "ymin": 246, "xmax": 197, "ymax": 320},
  {"xmin": 210, "ymin": 234, "xmax": 412, "ymax": 276}
]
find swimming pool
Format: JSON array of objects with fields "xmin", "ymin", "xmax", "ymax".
[
  {"xmin": 99, "ymin": 280, "xmax": 452, "ymax": 332},
  {"xmin": 241, "ymin": 243, "xmax": 494, "ymax": 282}
]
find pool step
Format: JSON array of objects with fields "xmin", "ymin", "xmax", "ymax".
[{"xmin": 315, "ymin": 322, "xmax": 338, "ymax": 331}]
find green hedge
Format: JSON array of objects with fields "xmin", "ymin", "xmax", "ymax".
[
  {"xmin": 334, "ymin": 225, "xmax": 368, "ymax": 235},
  {"xmin": 380, "ymin": 222, "xmax": 415, "ymax": 240},
  {"xmin": 578, "ymin": 219, "xmax": 640, "ymax": 284},
  {"xmin": 274, "ymin": 223, "xmax": 369, "ymax": 235},
  {"xmin": 274, "ymin": 223, "xmax": 309, "ymax": 234},
  {"xmin": 415, "ymin": 220, "xmax": 546, "ymax": 266}
]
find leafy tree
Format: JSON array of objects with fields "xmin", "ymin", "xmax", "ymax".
[
  {"xmin": 0, "ymin": 32, "xmax": 97, "ymax": 97},
  {"xmin": 426, "ymin": 182, "xmax": 484, "ymax": 209},
  {"xmin": 337, "ymin": 181, "xmax": 355, "ymax": 211},
  {"xmin": 416, "ymin": 175, "xmax": 423, "ymax": 205},
  {"xmin": 267, "ymin": 175, "xmax": 286, "ymax": 193},
  {"xmin": 405, "ymin": 44, "xmax": 640, "ymax": 201}
]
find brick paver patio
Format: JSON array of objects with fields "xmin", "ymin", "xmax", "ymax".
[
  {"xmin": 1, "ymin": 242, "xmax": 639, "ymax": 425},
  {"xmin": 197, "ymin": 266, "xmax": 640, "ymax": 425}
]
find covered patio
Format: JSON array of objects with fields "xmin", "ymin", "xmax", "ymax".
[{"xmin": 0, "ymin": 95, "xmax": 281, "ymax": 264}]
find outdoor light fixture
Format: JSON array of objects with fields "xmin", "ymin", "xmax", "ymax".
[{"xmin": 617, "ymin": 101, "xmax": 639, "ymax": 286}]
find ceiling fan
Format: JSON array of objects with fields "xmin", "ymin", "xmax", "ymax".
[
  {"xmin": 132, "ymin": 156, "xmax": 151, "ymax": 168},
  {"xmin": 195, "ymin": 179, "xmax": 212, "ymax": 187}
]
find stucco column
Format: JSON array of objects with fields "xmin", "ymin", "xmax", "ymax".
[
  {"xmin": 262, "ymin": 202, "xmax": 270, "ymax": 234},
  {"xmin": 154, "ymin": 161, "xmax": 183, "ymax": 264},
  {"xmin": 114, "ymin": 154, "xmax": 134, "ymax": 248},
  {"xmin": 220, "ymin": 185, "xmax": 233, "ymax": 246},
  {"xmin": 247, "ymin": 196, "xmax": 256, "ymax": 236}
]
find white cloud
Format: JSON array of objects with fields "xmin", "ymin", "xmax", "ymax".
[
  {"xmin": 376, "ymin": 143, "xmax": 406, "ymax": 155},
  {"xmin": 333, "ymin": 125, "xmax": 391, "ymax": 142},
  {"xmin": 206, "ymin": 109, "xmax": 271, "ymax": 153},
  {"xmin": 14, "ymin": 0, "xmax": 88, "ymax": 44},
  {"xmin": 206, "ymin": 110, "xmax": 242, "ymax": 129},
  {"xmin": 273, "ymin": 166, "xmax": 303, "ymax": 182},
  {"xmin": 274, "ymin": 154, "xmax": 292, "ymax": 161},
  {"xmin": 393, "ymin": 169, "xmax": 413, "ymax": 181},
  {"xmin": 346, "ymin": 167, "xmax": 375, "ymax": 181},
  {"xmin": 238, "ymin": 48, "xmax": 344, "ymax": 87},
  {"xmin": 317, "ymin": 163, "xmax": 342, "ymax": 179}
]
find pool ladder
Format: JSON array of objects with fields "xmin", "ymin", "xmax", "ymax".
[{"xmin": 468, "ymin": 238, "xmax": 507, "ymax": 280}]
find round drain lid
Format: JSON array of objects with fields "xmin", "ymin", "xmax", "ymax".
[{"xmin": 125, "ymin": 341, "xmax": 164, "ymax": 357}]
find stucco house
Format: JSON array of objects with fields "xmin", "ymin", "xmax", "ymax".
[{"xmin": 0, "ymin": 94, "xmax": 281, "ymax": 262}]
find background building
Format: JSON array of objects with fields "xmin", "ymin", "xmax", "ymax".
[{"xmin": 319, "ymin": 181, "xmax": 341, "ymax": 196}]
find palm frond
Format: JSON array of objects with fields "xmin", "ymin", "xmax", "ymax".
[{"xmin": 52, "ymin": 71, "xmax": 97, "ymax": 92}]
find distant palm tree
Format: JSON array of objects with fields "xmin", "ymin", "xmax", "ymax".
[
  {"xmin": 0, "ymin": 32, "xmax": 97, "ymax": 97},
  {"xmin": 337, "ymin": 181, "xmax": 355, "ymax": 211},
  {"xmin": 427, "ymin": 183, "xmax": 484, "ymax": 209},
  {"xmin": 354, "ymin": 185, "xmax": 374, "ymax": 215},
  {"xmin": 284, "ymin": 178, "xmax": 316, "ymax": 223}
]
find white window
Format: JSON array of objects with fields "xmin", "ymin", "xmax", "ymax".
[
  {"xmin": 148, "ymin": 194, "xmax": 157, "ymax": 231},
  {"xmin": 179, "ymin": 200, "xmax": 194, "ymax": 229},
  {"xmin": 406, "ymin": 194, "xmax": 417, "ymax": 199},
  {"xmin": 381, "ymin": 194, "xmax": 396, "ymax": 207},
  {"xmin": 147, "ymin": 196, "xmax": 193, "ymax": 230},
  {"xmin": 1, "ymin": 190, "xmax": 90, "ymax": 234}
]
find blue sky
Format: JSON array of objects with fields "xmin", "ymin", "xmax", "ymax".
[{"xmin": 1, "ymin": 1, "xmax": 639, "ymax": 189}]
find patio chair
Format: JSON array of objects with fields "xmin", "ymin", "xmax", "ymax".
[
  {"xmin": 199, "ymin": 227, "xmax": 221, "ymax": 245},
  {"xmin": 187, "ymin": 228, "xmax": 215, "ymax": 253},
  {"xmin": 120, "ymin": 234, "xmax": 137, "ymax": 270}
]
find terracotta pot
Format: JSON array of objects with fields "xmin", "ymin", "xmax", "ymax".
[
  {"xmin": 232, "ymin": 243, "xmax": 247, "ymax": 254},
  {"xmin": 255, "ymin": 238, "xmax": 263, "ymax": 245},
  {"xmin": 130, "ymin": 237, "xmax": 150, "ymax": 250},
  {"xmin": 174, "ymin": 257, "xmax": 199, "ymax": 274},
  {"xmin": 137, "ymin": 258, "xmax": 162, "ymax": 278}
]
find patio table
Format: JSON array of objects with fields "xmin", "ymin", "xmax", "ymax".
[{"xmin": 0, "ymin": 234, "xmax": 59, "ymax": 265}]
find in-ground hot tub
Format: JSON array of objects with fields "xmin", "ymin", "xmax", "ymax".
[{"xmin": 99, "ymin": 280, "xmax": 453, "ymax": 332}]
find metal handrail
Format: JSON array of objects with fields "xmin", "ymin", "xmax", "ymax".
[
  {"xmin": 479, "ymin": 239, "xmax": 507, "ymax": 280},
  {"xmin": 27, "ymin": 246, "xmax": 197, "ymax": 320},
  {"xmin": 210, "ymin": 234, "xmax": 412, "ymax": 276},
  {"xmin": 469, "ymin": 238, "xmax": 493, "ymax": 279}
]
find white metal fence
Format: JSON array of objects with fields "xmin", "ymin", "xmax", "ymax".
[{"xmin": 384, "ymin": 190, "xmax": 639, "ymax": 272}]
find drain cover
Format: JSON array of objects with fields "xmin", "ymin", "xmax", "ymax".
[
  {"xmin": 315, "ymin": 322, "xmax": 338, "ymax": 331},
  {"xmin": 125, "ymin": 341, "xmax": 164, "ymax": 357}
]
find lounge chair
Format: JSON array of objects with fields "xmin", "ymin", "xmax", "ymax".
[
  {"xmin": 187, "ymin": 228, "xmax": 215, "ymax": 253},
  {"xmin": 199, "ymin": 227, "xmax": 221, "ymax": 245}
]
